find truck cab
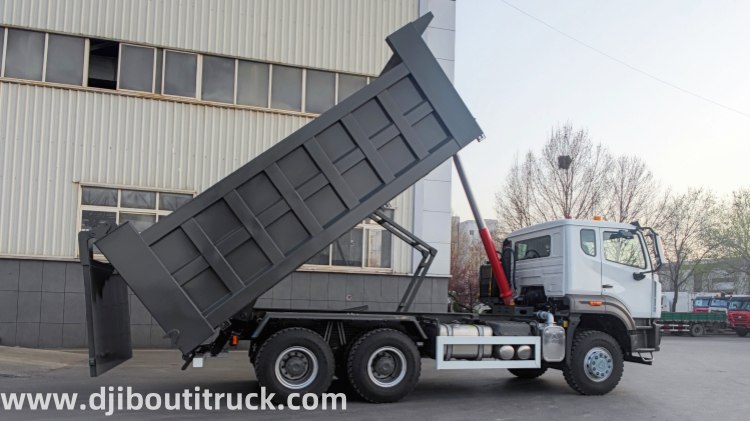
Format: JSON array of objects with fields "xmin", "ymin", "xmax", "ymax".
[
  {"xmin": 728, "ymin": 296, "xmax": 750, "ymax": 336},
  {"xmin": 508, "ymin": 219, "xmax": 661, "ymax": 321},
  {"xmin": 693, "ymin": 296, "xmax": 713, "ymax": 313}
]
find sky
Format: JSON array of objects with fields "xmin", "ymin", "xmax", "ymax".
[{"xmin": 451, "ymin": 0, "xmax": 750, "ymax": 221}]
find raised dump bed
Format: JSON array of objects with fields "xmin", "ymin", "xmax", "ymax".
[{"xmin": 80, "ymin": 14, "xmax": 483, "ymax": 376}]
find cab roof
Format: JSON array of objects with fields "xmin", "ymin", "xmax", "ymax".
[{"xmin": 507, "ymin": 219, "xmax": 638, "ymax": 238}]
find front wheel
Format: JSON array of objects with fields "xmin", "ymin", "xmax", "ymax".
[
  {"xmin": 346, "ymin": 328, "xmax": 421, "ymax": 403},
  {"xmin": 562, "ymin": 330, "xmax": 624, "ymax": 395},
  {"xmin": 736, "ymin": 327, "xmax": 748, "ymax": 337},
  {"xmin": 508, "ymin": 367, "xmax": 547, "ymax": 379}
]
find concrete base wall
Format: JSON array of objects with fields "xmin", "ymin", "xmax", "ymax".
[{"xmin": 0, "ymin": 258, "xmax": 449, "ymax": 349}]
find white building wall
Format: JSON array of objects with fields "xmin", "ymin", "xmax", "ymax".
[
  {"xmin": 0, "ymin": 0, "xmax": 420, "ymax": 274},
  {"xmin": 0, "ymin": 82, "xmax": 414, "ymax": 272},
  {"xmin": 0, "ymin": 0, "xmax": 417, "ymax": 76},
  {"xmin": 412, "ymin": 0, "xmax": 456, "ymax": 276}
]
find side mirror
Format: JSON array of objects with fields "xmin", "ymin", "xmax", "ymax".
[
  {"xmin": 653, "ymin": 233, "xmax": 664, "ymax": 271},
  {"xmin": 633, "ymin": 272, "xmax": 646, "ymax": 281}
]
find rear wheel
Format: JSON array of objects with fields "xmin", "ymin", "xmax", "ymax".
[
  {"xmin": 508, "ymin": 367, "xmax": 547, "ymax": 379},
  {"xmin": 562, "ymin": 330, "xmax": 624, "ymax": 395},
  {"xmin": 689, "ymin": 323, "xmax": 705, "ymax": 337},
  {"xmin": 736, "ymin": 327, "xmax": 748, "ymax": 337},
  {"xmin": 346, "ymin": 328, "xmax": 421, "ymax": 403},
  {"xmin": 254, "ymin": 328, "xmax": 335, "ymax": 401}
]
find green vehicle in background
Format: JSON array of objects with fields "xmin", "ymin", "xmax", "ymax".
[{"xmin": 658, "ymin": 311, "xmax": 727, "ymax": 337}]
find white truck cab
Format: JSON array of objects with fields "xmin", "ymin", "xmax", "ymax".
[{"xmin": 508, "ymin": 219, "xmax": 662, "ymax": 320}]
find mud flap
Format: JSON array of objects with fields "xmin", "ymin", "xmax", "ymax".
[{"xmin": 79, "ymin": 227, "xmax": 133, "ymax": 377}]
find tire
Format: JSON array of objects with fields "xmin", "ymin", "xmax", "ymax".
[
  {"xmin": 254, "ymin": 328, "xmax": 335, "ymax": 402},
  {"xmin": 562, "ymin": 330, "xmax": 624, "ymax": 395},
  {"xmin": 346, "ymin": 328, "xmax": 421, "ymax": 403},
  {"xmin": 736, "ymin": 327, "xmax": 748, "ymax": 337},
  {"xmin": 689, "ymin": 323, "xmax": 705, "ymax": 337},
  {"xmin": 508, "ymin": 367, "xmax": 548, "ymax": 379}
]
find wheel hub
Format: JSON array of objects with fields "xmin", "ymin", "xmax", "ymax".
[
  {"xmin": 374, "ymin": 353, "xmax": 396, "ymax": 376},
  {"xmin": 283, "ymin": 354, "xmax": 308, "ymax": 378},
  {"xmin": 367, "ymin": 346, "xmax": 407, "ymax": 388},
  {"xmin": 583, "ymin": 347, "xmax": 613, "ymax": 382},
  {"xmin": 274, "ymin": 347, "xmax": 319, "ymax": 389}
]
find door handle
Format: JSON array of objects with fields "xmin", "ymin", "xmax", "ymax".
[{"xmin": 602, "ymin": 284, "xmax": 614, "ymax": 289}]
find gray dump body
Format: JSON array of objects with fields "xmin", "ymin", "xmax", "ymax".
[{"xmin": 81, "ymin": 14, "xmax": 483, "ymax": 376}]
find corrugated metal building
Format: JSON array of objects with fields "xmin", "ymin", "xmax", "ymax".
[{"xmin": 0, "ymin": 0, "xmax": 457, "ymax": 348}]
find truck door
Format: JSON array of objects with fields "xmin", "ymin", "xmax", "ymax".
[{"xmin": 599, "ymin": 229, "xmax": 655, "ymax": 319}]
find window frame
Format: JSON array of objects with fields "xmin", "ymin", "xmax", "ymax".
[
  {"xmin": 1, "ymin": 28, "xmax": 375, "ymax": 115},
  {"xmin": 116, "ymin": 43, "xmax": 157, "ymax": 93},
  {"xmin": 602, "ymin": 230, "xmax": 648, "ymax": 269},
  {"xmin": 580, "ymin": 228, "xmax": 597, "ymax": 257},
  {"xmin": 300, "ymin": 208, "xmax": 396, "ymax": 273},
  {"xmin": 78, "ymin": 184, "xmax": 195, "ymax": 248},
  {"xmin": 161, "ymin": 49, "xmax": 200, "ymax": 98},
  {"xmin": 515, "ymin": 235, "xmax": 552, "ymax": 261},
  {"xmin": 3, "ymin": 28, "xmax": 46, "ymax": 81}
]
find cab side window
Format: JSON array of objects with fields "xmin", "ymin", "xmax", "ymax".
[
  {"xmin": 580, "ymin": 229, "xmax": 596, "ymax": 256},
  {"xmin": 603, "ymin": 231, "xmax": 646, "ymax": 268},
  {"xmin": 516, "ymin": 236, "xmax": 551, "ymax": 260}
]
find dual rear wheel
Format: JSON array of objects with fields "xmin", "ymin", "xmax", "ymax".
[{"xmin": 254, "ymin": 327, "xmax": 420, "ymax": 403}]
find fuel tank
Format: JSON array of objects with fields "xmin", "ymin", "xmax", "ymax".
[{"xmin": 439, "ymin": 324, "xmax": 493, "ymax": 360}]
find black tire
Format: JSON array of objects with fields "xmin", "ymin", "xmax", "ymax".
[
  {"xmin": 562, "ymin": 330, "xmax": 624, "ymax": 395},
  {"xmin": 254, "ymin": 327, "xmax": 335, "ymax": 402},
  {"xmin": 508, "ymin": 367, "xmax": 548, "ymax": 379},
  {"xmin": 346, "ymin": 328, "xmax": 421, "ymax": 403},
  {"xmin": 736, "ymin": 327, "xmax": 748, "ymax": 337},
  {"xmin": 689, "ymin": 323, "xmax": 705, "ymax": 337}
]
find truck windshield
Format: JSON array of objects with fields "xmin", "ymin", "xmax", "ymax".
[
  {"xmin": 730, "ymin": 300, "xmax": 750, "ymax": 311},
  {"xmin": 694, "ymin": 298, "xmax": 711, "ymax": 307},
  {"xmin": 711, "ymin": 299, "xmax": 728, "ymax": 308}
]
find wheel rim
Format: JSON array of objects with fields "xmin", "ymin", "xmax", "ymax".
[
  {"xmin": 274, "ymin": 346, "xmax": 319, "ymax": 390},
  {"xmin": 367, "ymin": 346, "xmax": 407, "ymax": 388},
  {"xmin": 583, "ymin": 346, "xmax": 614, "ymax": 383}
]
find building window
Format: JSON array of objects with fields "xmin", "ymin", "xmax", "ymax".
[
  {"xmin": 271, "ymin": 65, "xmax": 302, "ymax": 111},
  {"xmin": 305, "ymin": 209, "xmax": 394, "ymax": 270},
  {"xmin": 603, "ymin": 231, "xmax": 646, "ymax": 269},
  {"xmin": 516, "ymin": 236, "xmax": 551, "ymax": 260},
  {"xmin": 80, "ymin": 185, "xmax": 193, "ymax": 234},
  {"xmin": 580, "ymin": 229, "xmax": 596, "ymax": 257},
  {"xmin": 305, "ymin": 69, "xmax": 335, "ymax": 114},
  {"xmin": 1, "ymin": 28, "xmax": 373, "ymax": 114},
  {"xmin": 118, "ymin": 44, "xmax": 155, "ymax": 92},
  {"xmin": 163, "ymin": 50, "xmax": 197, "ymax": 97},
  {"xmin": 338, "ymin": 73, "xmax": 367, "ymax": 103},
  {"xmin": 45, "ymin": 34, "xmax": 85, "ymax": 85},
  {"xmin": 88, "ymin": 39, "xmax": 119, "ymax": 89},
  {"xmin": 201, "ymin": 55, "xmax": 235, "ymax": 104},
  {"xmin": 237, "ymin": 60, "xmax": 269, "ymax": 107},
  {"xmin": 4, "ymin": 29, "xmax": 45, "ymax": 81}
]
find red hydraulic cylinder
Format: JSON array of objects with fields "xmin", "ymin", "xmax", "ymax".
[{"xmin": 453, "ymin": 154, "xmax": 514, "ymax": 305}]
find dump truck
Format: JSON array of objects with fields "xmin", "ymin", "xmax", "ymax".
[{"xmin": 80, "ymin": 15, "xmax": 662, "ymax": 402}]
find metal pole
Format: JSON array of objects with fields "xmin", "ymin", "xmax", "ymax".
[{"xmin": 453, "ymin": 154, "xmax": 514, "ymax": 305}]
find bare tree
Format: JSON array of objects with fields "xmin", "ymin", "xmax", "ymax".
[
  {"xmin": 497, "ymin": 124, "xmax": 611, "ymax": 232},
  {"xmin": 656, "ymin": 189, "xmax": 720, "ymax": 311},
  {"xmin": 713, "ymin": 188, "xmax": 750, "ymax": 293},
  {"xmin": 602, "ymin": 155, "xmax": 661, "ymax": 224},
  {"xmin": 496, "ymin": 124, "xmax": 664, "ymax": 235},
  {"xmin": 449, "ymin": 228, "xmax": 486, "ymax": 311}
]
